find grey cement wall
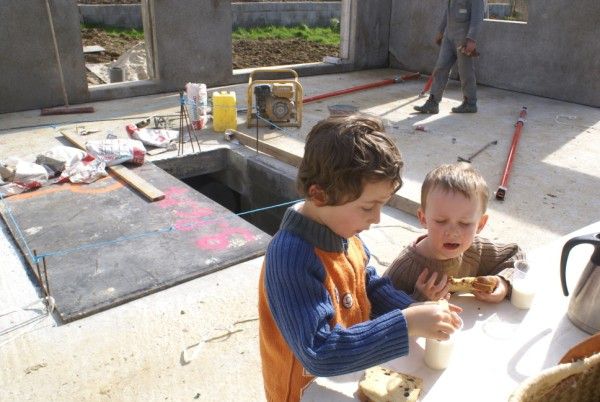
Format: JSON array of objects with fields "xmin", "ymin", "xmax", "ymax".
[
  {"xmin": 389, "ymin": 0, "xmax": 600, "ymax": 107},
  {"xmin": 79, "ymin": 4, "xmax": 143, "ymax": 29},
  {"xmin": 80, "ymin": 2, "xmax": 341, "ymax": 30},
  {"xmin": 350, "ymin": 0, "xmax": 392, "ymax": 69},
  {"xmin": 0, "ymin": 0, "xmax": 89, "ymax": 112}
]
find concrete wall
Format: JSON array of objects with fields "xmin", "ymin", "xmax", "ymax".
[
  {"xmin": 79, "ymin": 4, "xmax": 143, "ymax": 29},
  {"xmin": 350, "ymin": 0, "xmax": 392, "ymax": 69},
  {"xmin": 389, "ymin": 0, "xmax": 600, "ymax": 107},
  {"xmin": 0, "ymin": 0, "xmax": 89, "ymax": 112},
  {"xmin": 148, "ymin": 0, "xmax": 233, "ymax": 91},
  {"xmin": 80, "ymin": 2, "xmax": 341, "ymax": 30}
]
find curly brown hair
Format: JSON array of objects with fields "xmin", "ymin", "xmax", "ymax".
[{"xmin": 297, "ymin": 114, "xmax": 403, "ymax": 205}]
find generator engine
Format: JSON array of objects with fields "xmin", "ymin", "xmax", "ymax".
[
  {"xmin": 254, "ymin": 83, "xmax": 296, "ymax": 123},
  {"xmin": 246, "ymin": 68, "xmax": 303, "ymax": 128}
]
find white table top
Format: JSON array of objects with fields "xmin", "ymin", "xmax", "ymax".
[{"xmin": 302, "ymin": 222, "xmax": 600, "ymax": 402}]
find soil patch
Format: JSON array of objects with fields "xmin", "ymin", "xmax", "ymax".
[{"xmin": 82, "ymin": 27, "xmax": 339, "ymax": 84}]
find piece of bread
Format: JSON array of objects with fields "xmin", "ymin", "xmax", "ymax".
[
  {"xmin": 448, "ymin": 276, "xmax": 495, "ymax": 294},
  {"xmin": 357, "ymin": 366, "xmax": 423, "ymax": 402}
]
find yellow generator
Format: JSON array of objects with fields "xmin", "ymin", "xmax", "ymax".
[{"xmin": 246, "ymin": 68, "xmax": 303, "ymax": 128}]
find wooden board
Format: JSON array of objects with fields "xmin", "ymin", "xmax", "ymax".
[
  {"xmin": 0, "ymin": 163, "xmax": 270, "ymax": 322},
  {"xmin": 62, "ymin": 131, "xmax": 165, "ymax": 201},
  {"xmin": 227, "ymin": 129, "xmax": 302, "ymax": 168}
]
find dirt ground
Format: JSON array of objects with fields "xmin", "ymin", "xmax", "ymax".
[
  {"xmin": 82, "ymin": 27, "xmax": 338, "ymax": 69},
  {"xmin": 81, "ymin": 28, "xmax": 339, "ymax": 84}
]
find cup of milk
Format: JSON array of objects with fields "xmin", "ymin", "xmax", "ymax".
[
  {"xmin": 424, "ymin": 318, "xmax": 463, "ymax": 370},
  {"xmin": 510, "ymin": 260, "xmax": 536, "ymax": 309}
]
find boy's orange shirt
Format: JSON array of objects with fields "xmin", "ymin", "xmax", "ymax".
[{"xmin": 258, "ymin": 236, "xmax": 372, "ymax": 402}]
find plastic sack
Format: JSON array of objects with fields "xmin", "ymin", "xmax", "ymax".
[
  {"xmin": 127, "ymin": 125, "xmax": 179, "ymax": 148},
  {"xmin": 13, "ymin": 160, "xmax": 49, "ymax": 187},
  {"xmin": 36, "ymin": 145, "xmax": 87, "ymax": 175},
  {"xmin": 0, "ymin": 182, "xmax": 29, "ymax": 198},
  {"xmin": 85, "ymin": 138, "xmax": 146, "ymax": 166},
  {"xmin": 59, "ymin": 157, "xmax": 108, "ymax": 184},
  {"xmin": 185, "ymin": 82, "xmax": 208, "ymax": 129}
]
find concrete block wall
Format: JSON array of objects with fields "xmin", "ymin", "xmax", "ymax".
[
  {"xmin": 79, "ymin": 4, "xmax": 143, "ymax": 29},
  {"xmin": 389, "ymin": 0, "xmax": 600, "ymax": 107},
  {"xmin": 232, "ymin": 2, "xmax": 340, "ymax": 28},
  {"xmin": 80, "ymin": 2, "xmax": 341, "ymax": 30}
]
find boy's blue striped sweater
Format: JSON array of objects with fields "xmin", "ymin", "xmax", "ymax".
[{"xmin": 260, "ymin": 204, "xmax": 414, "ymax": 390}]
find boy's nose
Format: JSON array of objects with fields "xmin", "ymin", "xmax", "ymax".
[
  {"xmin": 371, "ymin": 209, "xmax": 381, "ymax": 225},
  {"xmin": 445, "ymin": 224, "xmax": 460, "ymax": 237}
]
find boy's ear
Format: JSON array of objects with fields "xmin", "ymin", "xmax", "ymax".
[
  {"xmin": 476, "ymin": 213, "xmax": 489, "ymax": 233},
  {"xmin": 417, "ymin": 207, "xmax": 427, "ymax": 228},
  {"xmin": 307, "ymin": 184, "xmax": 327, "ymax": 206}
]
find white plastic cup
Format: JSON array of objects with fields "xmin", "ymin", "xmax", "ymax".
[{"xmin": 510, "ymin": 260, "xmax": 536, "ymax": 309}]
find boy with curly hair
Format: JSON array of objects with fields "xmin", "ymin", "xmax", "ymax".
[{"xmin": 258, "ymin": 115, "xmax": 462, "ymax": 402}]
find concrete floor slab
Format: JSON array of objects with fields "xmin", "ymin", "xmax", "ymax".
[{"xmin": 1, "ymin": 69, "xmax": 599, "ymax": 401}]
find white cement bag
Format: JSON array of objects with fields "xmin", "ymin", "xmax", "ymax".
[{"xmin": 85, "ymin": 138, "xmax": 146, "ymax": 166}]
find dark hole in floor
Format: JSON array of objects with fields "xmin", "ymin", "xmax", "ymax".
[{"xmin": 182, "ymin": 175, "xmax": 283, "ymax": 236}]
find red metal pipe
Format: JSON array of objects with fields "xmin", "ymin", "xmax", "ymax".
[
  {"xmin": 302, "ymin": 72, "xmax": 420, "ymax": 104},
  {"xmin": 496, "ymin": 106, "xmax": 527, "ymax": 200},
  {"xmin": 420, "ymin": 74, "xmax": 434, "ymax": 96}
]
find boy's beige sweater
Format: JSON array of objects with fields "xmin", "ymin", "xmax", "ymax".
[{"xmin": 384, "ymin": 235, "xmax": 525, "ymax": 301}]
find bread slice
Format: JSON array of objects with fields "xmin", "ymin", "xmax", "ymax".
[
  {"xmin": 448, "ymin": 276, "xmax": 495, "ymax": 294},
  {"xmin": 358, "ymin": 366, "xmax": 423, "ymax": 402}
]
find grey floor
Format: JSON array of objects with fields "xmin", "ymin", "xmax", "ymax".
[{"xmin": 1, "ymin": 69, "xmax": 599, "ymax": 401}]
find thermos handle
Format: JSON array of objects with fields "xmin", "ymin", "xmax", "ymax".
[{"xmin": 560, "ymin": 233, "xmax": 600, "ymax": 296}]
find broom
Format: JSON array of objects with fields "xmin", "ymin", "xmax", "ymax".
[{"xmin": 41, "ymin": 0, "xmax": 94, "ymax": 116}]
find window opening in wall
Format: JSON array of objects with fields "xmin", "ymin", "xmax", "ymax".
[
  {"xmin": 231, "ymin": 0, "xmax": 343, "ymax": 70},
  {"xmin": 485, "ymin": 0, "xmax": 528, "ymax": 23},
  {"xmin": 79, "ymin": 0, "xmax": 154, "ymax": 87}
]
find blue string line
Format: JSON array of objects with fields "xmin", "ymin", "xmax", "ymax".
[{"xmin": 1, "ymin": 192, "xmax": 299, "ymax": 262}]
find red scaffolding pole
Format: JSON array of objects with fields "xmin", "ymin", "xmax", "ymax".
[{"xmin": 495, "ymin": 106, "xmax": 528, "ymax": 201}]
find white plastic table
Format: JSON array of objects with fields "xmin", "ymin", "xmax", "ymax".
[{"xmin": 302, "ymin": 222, "xmax": 599, "ymax": 401}]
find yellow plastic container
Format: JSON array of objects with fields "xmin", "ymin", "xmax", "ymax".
[{"xmin": 212, "ymin": 91, "xmax": 237, "ymax": 132}]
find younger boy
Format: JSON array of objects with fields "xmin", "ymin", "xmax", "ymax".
[
  {"xmin": 384, "ymin": 162, "xmax": 525, "ymax": 302},
  {"xmin": 258, "ymin": 115, "xmax": 462, "ymax": 402}
]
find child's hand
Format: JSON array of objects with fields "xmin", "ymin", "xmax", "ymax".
[
  {"xmin": 473, "ymin": 276, "xmax": 508, "ymax": 303},
  {"xmin": 414, "ymin": 268, "xmax": 450, "ymax": 301},
  {"xmin": 404, "ymin": 301, "xmax": 462, "ymax": 340}
]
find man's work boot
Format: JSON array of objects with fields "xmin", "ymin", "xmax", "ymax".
[
  {"xmin": 413, "ymin": 95, "xmax": 439, "ymax": 114},
  {"xmin": 451, "ymin": 99, "xmax": 477, "ymax": 113}
]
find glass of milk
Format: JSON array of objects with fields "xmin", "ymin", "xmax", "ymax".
[
  {"xmin": 424, "ymin": 319, "xmax": 463, "ymax": 370},
  {"xmin": 510, "ymin": 260, "xmax": 536, "ymax": 309}
]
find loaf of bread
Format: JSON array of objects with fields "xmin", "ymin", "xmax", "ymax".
[{"xmin": 358, "ymin": 366, "xmax": 423, "ymax": 402}]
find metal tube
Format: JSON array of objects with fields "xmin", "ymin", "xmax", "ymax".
[
  {"xmin": 302, "ymin": 73, "xmax": 420, "ymax": 104},
  {"xmin": 496, "ymin": 106, "xmax": 527, "ymax": 200}
]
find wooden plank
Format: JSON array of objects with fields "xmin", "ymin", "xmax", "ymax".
[
  {"xmin": 226, "ymin": 129, "xmax": 302, "ymax": 168},
  {"xmin": 62, "ymin": 131, "xmax": 165, "ymax": 201}
]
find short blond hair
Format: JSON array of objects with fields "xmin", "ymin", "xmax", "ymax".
[{"xmin": 421, "ymin": 162, "xmax": 489, "ymax": 213}]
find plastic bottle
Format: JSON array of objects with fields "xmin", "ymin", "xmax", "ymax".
[{"xmin": 212, "ymin": 91, "xmax": 237, "ymax": 132}]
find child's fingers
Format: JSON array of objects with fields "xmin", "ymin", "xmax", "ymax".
[
  {"xmin": 416, "ymin": 268, "xmax": 430, "ymax": 285},
  {"xmin": 448, "ymin": 303, "xmax": 463, "ymax": 314},
  {"xmin": 426, "ymin": 271, "xmax": 439, "ymax": 288}
]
